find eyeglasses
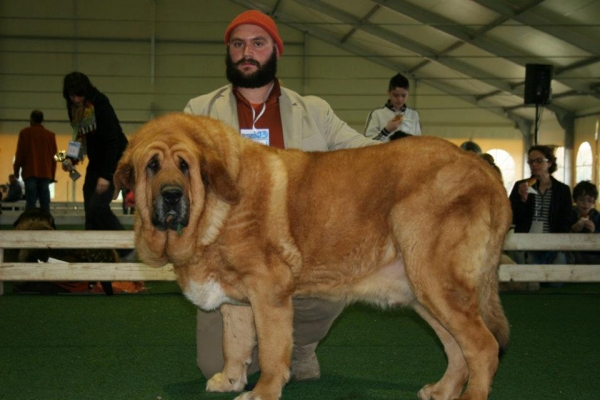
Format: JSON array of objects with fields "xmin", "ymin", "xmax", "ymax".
[
  {"xmin": 576, "ymin": 197, "xmax": 596, "ymax": 204},
  {"xmin": 527, "ymin": 158, "xmax": 548, "ymax": 165}
]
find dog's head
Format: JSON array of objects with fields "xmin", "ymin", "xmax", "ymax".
[{"xmin": 114, "ymin": 113, "xmax": 241, "ymax": 266}]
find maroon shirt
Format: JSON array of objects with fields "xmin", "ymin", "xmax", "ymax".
[{"xmin": 233, "ymin": 79, "xmax": 285, "ymax": 149}]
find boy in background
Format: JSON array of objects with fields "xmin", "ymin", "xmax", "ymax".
[
  {"xmin": 364, "ymin": 73, "xmax": 421, "ymax": 141},
  {"xmin": 571, "ymin": 180, "xmax": 600, "ymax": 264}
]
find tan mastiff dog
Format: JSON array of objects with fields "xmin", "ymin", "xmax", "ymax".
[{"xmin": 114, "ymin": 113, "xmax": 511, "ymax": 400}]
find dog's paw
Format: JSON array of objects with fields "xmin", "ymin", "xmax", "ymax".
[
  {"xmin": 206, "ymin": 372, "xmax": 245, "ymax": 392},
  {"xmin": 418, "ymin": 384, "xmax": 438, "ymax": 400},
  {"xmin": 234, "ymin": 391, "xmax": 281, "ymax": 400},
  {"xmin": 234, "ymin": 392, "xmax": 260, "ymax": 400},
  {"xmin": 418, "ymin": 383, "xmax": 460, "ymax": 400}
]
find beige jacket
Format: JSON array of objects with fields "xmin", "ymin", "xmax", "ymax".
[{"xmin": 184, "ymin": 84, "xmax": 377, "ymax": 151}]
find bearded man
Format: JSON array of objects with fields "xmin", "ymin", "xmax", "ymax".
[{"xmin": 184, "ymin": 9, "xmax": 378, "ymax": 384}]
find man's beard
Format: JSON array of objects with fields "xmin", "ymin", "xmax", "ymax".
[{"xmin": 226, "ymin": 49, "xmax": 278, "ymax": 88}]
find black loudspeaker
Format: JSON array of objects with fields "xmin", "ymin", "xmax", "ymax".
[
  {"xmin": 524, "ymin": 64, "xmax": 553, "ymax": 105},
  {"xmin": 460, "ymin": 141, "xmax": 482, "ymax": 154}
]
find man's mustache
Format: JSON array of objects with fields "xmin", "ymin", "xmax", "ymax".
[{"xmin": 235, "ymin": 58, "xmax": 260, "ymax": 67}]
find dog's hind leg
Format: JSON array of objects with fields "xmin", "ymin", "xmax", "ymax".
[
  {"xmin": 395, "ymin": 189, "xmax": 509, "ymax": 399},
  {"xmin": 408, "ymin": 259, "xmax": 503, "ymax": 400},
  {"xmin": 412, "ymin": 302, "xmax": 468, "ymax": 400},
  {"xmin": 206, "ymin": 304, "xmax": 256, "ymax": 393},
  {"xmin": 411, "ymin": 277, "xmax": 500, "ymax": 400}
]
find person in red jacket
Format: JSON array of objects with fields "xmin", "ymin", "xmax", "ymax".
[{"xmin": 13, "ymin": 110, "xmax": 57, "ymax": 211}]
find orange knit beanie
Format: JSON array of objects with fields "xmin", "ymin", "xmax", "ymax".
[{"xmin": 224, "ymin": 10, "xmax": 284, "ymax": 55}]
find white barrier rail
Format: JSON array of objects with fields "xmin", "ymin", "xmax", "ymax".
[
  {"xmin": 0, "ymin": 202, "xmax": 133, "ymax": 226},
  {"xmin": 0, "ymin": 232, "xmax": 599, "ymax": 296},
  {"xmin": 1, "ymin": 200, "xmax": 123, "ymax": 211},
  {"xmin": 0, "ymin": 213, "xmax": 134, "ymax": 227}
]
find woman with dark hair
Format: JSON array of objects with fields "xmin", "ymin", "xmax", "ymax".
[
  {"xmin": 61, "ymin": 71, "xmax": 128, "ymax": 233},
  {"xmin": 509, "ymin": 145, "xmax": 572, "ymax": 270}
]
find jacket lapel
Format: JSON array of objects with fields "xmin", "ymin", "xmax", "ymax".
[
  {"xmin": 279, "ymin": 89, "xmax": 302, "ymax": 149},
  {"xmin": 214, "ymin": 87, "xmax": 240, "ymax": 131}
]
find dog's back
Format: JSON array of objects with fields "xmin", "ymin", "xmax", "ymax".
[{"xmin": 241, "ymin": 136, "xmax": 511, "ymax": 300}]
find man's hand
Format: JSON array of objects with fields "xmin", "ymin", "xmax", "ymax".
[
  {"xmin": 96, "ymin": 177, "xmax": 110, "ymax": 194},
  {"xmin": 62, "ymin": 159, "xmax": 73, "ymax": 172}
]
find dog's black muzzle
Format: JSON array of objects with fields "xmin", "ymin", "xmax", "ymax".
[{"xmin": 152, "ymin": 185, "xmax": 190, "ymax": 231}]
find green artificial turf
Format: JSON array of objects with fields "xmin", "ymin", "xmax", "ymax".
[{"xmin": 0, "ymin": 283, "xmax": 598, "ymax": 399}]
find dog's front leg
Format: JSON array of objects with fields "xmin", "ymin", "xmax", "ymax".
[
  {"xmin": 206, "ymin": 304, "xmax": 256, "ymax": 393},
  {"xmin": 235, "ymin": 291, "xmax": 293, "ymax": 400}
]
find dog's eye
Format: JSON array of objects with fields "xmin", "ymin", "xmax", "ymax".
[
  {"xmin": 179, "ymin": 158, "xmax": 189, "ymax": 174},
  {"xmin": 147, "ymin": 157, "xmax": 159, "ymax": 172}
]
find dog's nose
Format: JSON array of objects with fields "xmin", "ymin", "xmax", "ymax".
[{"xmin": 162, "ymin": 188, "xmax": 183, "ymax": 206}]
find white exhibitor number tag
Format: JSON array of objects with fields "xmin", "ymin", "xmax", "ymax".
[
  {"xmin": 241, "ymin": 128, "xmax": 270, "ymax": 146},
  {"xmin": 66, "ymin": 141, "xmax": 81, "ymax": 158}
]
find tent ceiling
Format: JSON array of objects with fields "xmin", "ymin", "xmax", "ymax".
[{"xmin": 230, "ymin": 0, "xmax": 600, "ymax": 127}]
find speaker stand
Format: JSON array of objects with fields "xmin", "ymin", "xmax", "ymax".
[{"xmin": 534, "ymin": 103, "xmax": 540, "ymax": 145}]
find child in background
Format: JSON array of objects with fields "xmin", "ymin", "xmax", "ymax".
[
  {"xmin": 571, "ymin": 180, "xmax": 599, "ymax": 233},
  {"xmin": 571, "ymin": 180, "xmax": 600, "ymax": 264},
  {"xmin": 364, "ymin": 73, "xmax": 421, "ymax": 142}
]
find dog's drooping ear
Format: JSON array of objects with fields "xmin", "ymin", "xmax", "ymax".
[
  {"xmin": 113, "ymin": 157, "xmax": 135, "ymax": 200},
  {"xmin": 201, "ymin": 150, "xmax": 240, "ymax": 205}
]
